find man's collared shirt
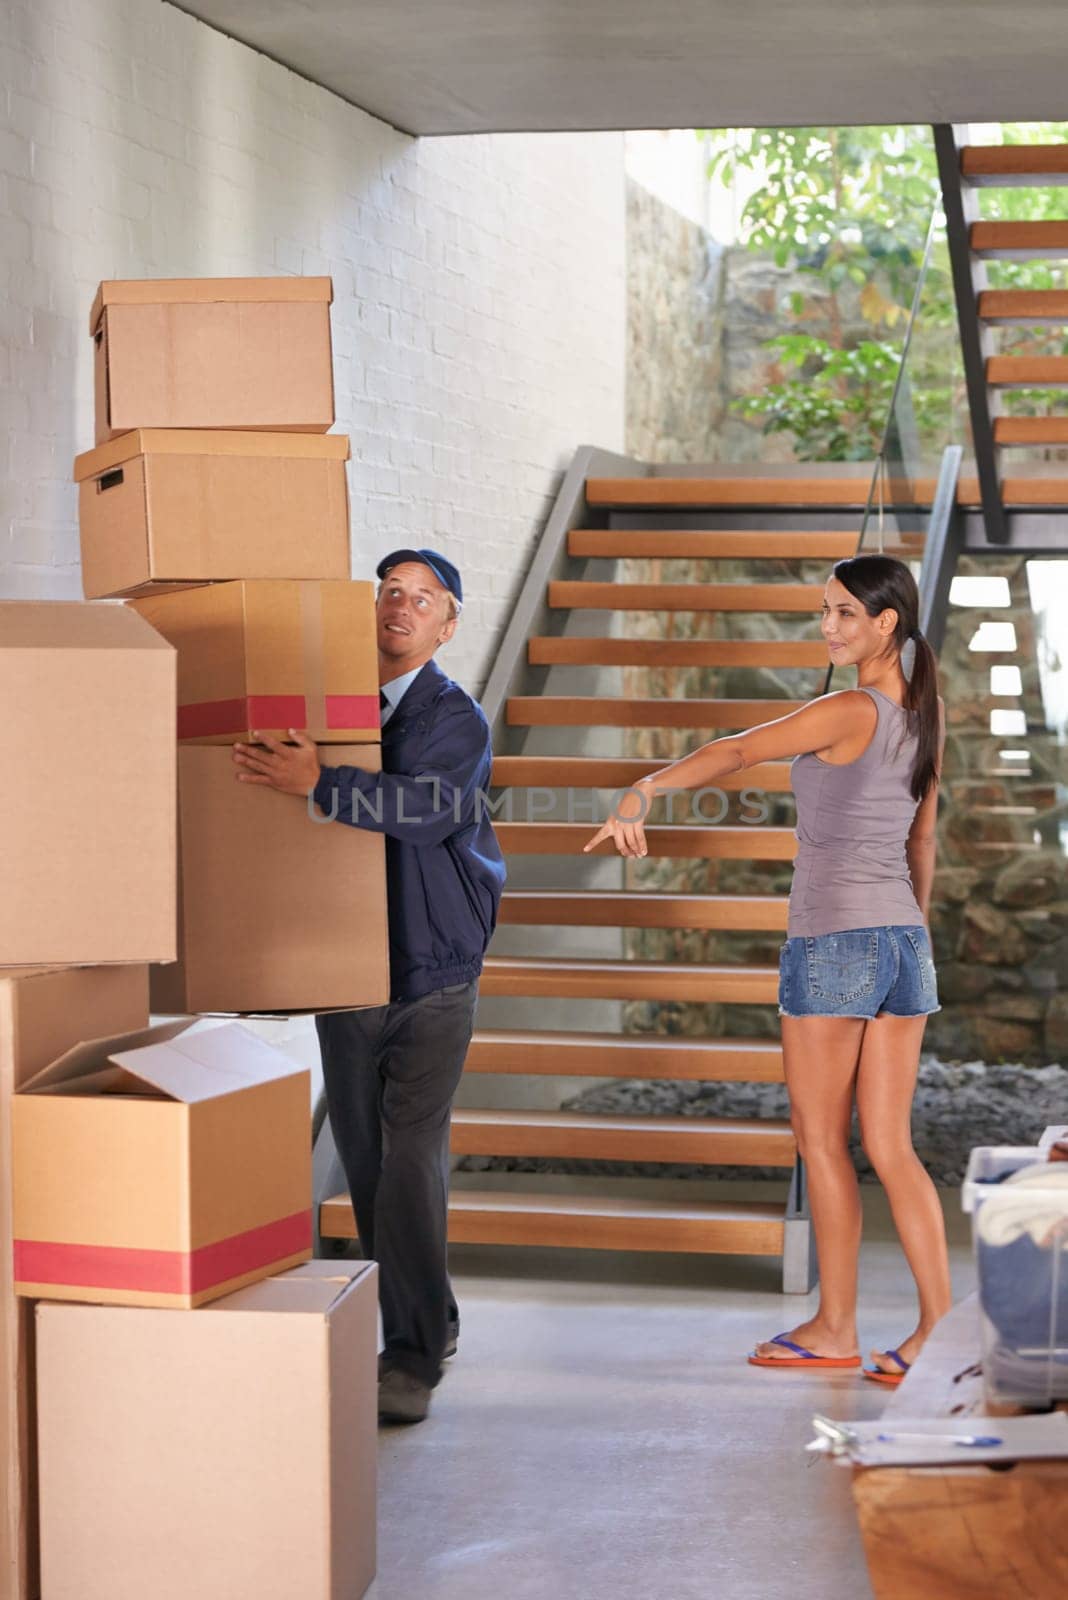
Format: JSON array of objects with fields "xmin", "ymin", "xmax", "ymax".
[
  {"xmin": 379, "ymin": 666, "xmax": 423, "ymax": 727},
  {"xmin": 314, "ymin": 658, "xmax": 506, "ymax": 1002}
]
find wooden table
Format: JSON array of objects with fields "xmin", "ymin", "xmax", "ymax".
[{"xmin": 851, "ymin": 1293, "xmax": 1068, "ymax": 1600}]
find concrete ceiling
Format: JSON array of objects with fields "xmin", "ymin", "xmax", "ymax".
[{"xmin": 168, "ymin": 1, "xmax": 1068, "ymax": 137}]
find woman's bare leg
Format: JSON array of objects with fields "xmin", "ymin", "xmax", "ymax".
[
  {"xmin": 855, "ymin": 1012, "xmax": 952, "ymax": 1370},
  {"xmin": 754, "ymin": 1015, "xmax": 866, "ymax": 1360}
]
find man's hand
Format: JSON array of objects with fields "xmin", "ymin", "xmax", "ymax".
[
  {"xmin": 232, "ymin": 730, "xmax": 321, "ymax": 797},
  {"xmin": 583, "ymin": 781, "xmax": 654, "ymax": 859}
]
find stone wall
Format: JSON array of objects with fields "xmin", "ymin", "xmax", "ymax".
[
  {"xmin": 927, "ymin": 554, "xmax": 1066, "ymax": 1065},
  {"xmin": 625, "ymin": 178, "xmax": 881, "ymax": 464}
]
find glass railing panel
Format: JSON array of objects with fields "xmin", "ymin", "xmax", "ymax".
[{"xmin": 856, "ymin": 206, "xmax": 970, "ymax": 562}]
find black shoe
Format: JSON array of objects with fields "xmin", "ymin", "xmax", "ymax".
[
  {"xmin": 378, "ymin": 1368, "xmax": 432, "ymax": 1424},
  {"xmin": 444, "ymin": 1320, "xmax": 459, "ymax": 1360}
]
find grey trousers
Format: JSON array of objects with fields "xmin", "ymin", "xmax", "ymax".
[{"xmin": 315, "ymin": 980, "xmax": 478, "ymax": 1387}]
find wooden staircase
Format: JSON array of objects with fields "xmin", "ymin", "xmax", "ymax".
[
  {"xmin": 319, "ymin": 471, "xmax": 883, "ymax": 1288},
  {"xmin": 935, "ymin": 129, "xmax": 1068, "ymax": 542}
]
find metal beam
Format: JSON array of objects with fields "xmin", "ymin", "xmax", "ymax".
[
  {"xmin": 782, "ymin": 1156, "xmax": 817, "ymax": 1294},
  {"xmin": 933, "ymin": 124, "xmax": 1008, "ymax": 545}
]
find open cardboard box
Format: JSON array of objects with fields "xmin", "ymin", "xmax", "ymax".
[
  {"xmin": 131, "ymin": 580, "xmax": 380, "ymax": 743},
  {"xmin": 1, "ymin": 964, "xmax": 149, "ymax": 1600},
  {"xmin": 36, "ymin": 1261, "xmax": 378, "ymax": 1600},
  {"xmin": 0, "ymin": 601, "xmax": 176, "ymax": 966},
  {"xmin": 91, "ymin": 276, "xmax": 335, "ymax": 442},
  {"xmin": 12, "ymin": 1019, "xmax": 312, "ymax": 1309},
  {"xmin": 75, "ymin": 429, "xmax": 351, "ymax": 600}
]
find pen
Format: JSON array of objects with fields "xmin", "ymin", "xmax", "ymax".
[{"xmin": 876, "ymin": 1431, "xmax": 1003, "ymax": 1448}]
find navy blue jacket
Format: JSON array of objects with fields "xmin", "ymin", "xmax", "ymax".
[{"xmin": 313, "ymin": 659, "xmax": 506, "ymax": 1002}]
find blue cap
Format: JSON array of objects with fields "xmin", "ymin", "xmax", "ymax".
[{"xmin": 375, "ymin": 548, "xmax": 463, "ymax": 609}]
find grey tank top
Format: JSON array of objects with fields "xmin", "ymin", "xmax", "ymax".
[{"xmin": 787, "ymin": 686, "xmax": 924, "ymax": 938}]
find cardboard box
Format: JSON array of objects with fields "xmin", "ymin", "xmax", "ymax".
[
  {"xmin": 91, "ymin": 276, "xmax": 335, "ymax": 442},
  {"xmin": 153, "ymin": 744, "xmax": 389, "ymax": 1015},
  {"xmin": 131, "ymin": 580, "xmax": 380, "ymax": 744},
  {"xmin": 1, "ymin": 965, "xmax": 148, "ymax": 1600},
  {"xmin": 36, "ymin": 1261, "xmax": 377, "ymax": 1600},
  {"xmin": 74, "ymin": 429, "xmax": 351, "ymax": 600},
  {"xmin": 13, "ymin": 1020, "xmax": 312, "ymax": 1309},
  {"xmin": 0, "ymin": 602, "xmax": 176, "ymax": 966}
]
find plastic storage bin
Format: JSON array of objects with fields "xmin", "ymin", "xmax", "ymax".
[
  {"xmin": 962, "ymin": 1146, "xmax": 1046, "ymax": 1214},
  {"xmin": 969, "ymin": 1153, "xmax": 1068, "ymax": 1407}
]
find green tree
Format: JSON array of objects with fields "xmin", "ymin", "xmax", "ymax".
[{"xmin": 704, "ymin": 124, "xmax": 1068, "ymax": 459}]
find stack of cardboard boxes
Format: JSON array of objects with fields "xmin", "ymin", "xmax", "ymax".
[
  {"xmin": 76, "ymin": 277, "xmax": 389, "ymax": 1016},
  {"xmin": 2, "ymin": 278, "xmax": 387, "ymax": 1600}
]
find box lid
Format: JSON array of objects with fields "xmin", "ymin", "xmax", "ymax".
[
  {"xmin": 20, "ymin": 1019, "xmax": 191, "ymax": 1094},
  {"xmin": 74, "ymin": 427, "xmax": 350, "ymax": 482},
  {"xmin": 204, "ymin": 1260, "xmax": 376, "ymax": 1317},
  {"xmin": 90, "ymin": 276, "xmax": 334, "ymax": 334},
  {"xmin": 20, "ymin": 1020, "xmax": 306, "ymax": 1105},
  {"xmin": 0, "ymin": 600, "xmax": 174, "ymax": 652}
]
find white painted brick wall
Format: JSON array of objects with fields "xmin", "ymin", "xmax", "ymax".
[{"xmin": 0, "ymin": 0, "xmax": 626, "ymax": 694}]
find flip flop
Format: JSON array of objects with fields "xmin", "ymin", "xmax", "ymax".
[
  {"xmin": 748, "ymin": 1333, "xmax": 862, "ymax": 1369},
  {"xmin": 863, "ymin": 1348, "xmax": 910, "ymax": 1386}
]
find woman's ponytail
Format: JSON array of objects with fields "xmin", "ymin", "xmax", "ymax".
[
  {"xmin": 832, "ymin": 556, "xmax": 941, "ymax": 802},
  {"xmin": 904, "ymin": 627, "xmax": 941, "ymax": 803}
]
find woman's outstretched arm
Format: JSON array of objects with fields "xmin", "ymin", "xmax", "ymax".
[{"xmin": 584, "ymin": 689, "xmax": 877, "ymax": 858}]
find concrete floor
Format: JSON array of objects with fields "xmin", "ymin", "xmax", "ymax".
[{"xmin": 370, "ymin": 1187, "xmax": 976, "ymax": 1600}]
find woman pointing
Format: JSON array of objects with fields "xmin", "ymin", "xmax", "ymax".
[{"xmin": 586, "ymin": 554, "xmax": 951, "ymax": 1384}]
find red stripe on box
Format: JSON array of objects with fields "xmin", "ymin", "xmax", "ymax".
[
  {"xmin": 178, "ymin": 696, "xmax": 379, "ymax": 737},
  {"xmin": 177, "ymin": 696, "xmax": 307, "ymax": 738},
  {"xmin": 13, "ymin": 1210, "xmax": 312, "ymax": 1295},
  {"xmin": 246, "ymin": 695, "xmax": 308, "ymax": 731},
  {"xmin": 325, "ymin": 694, "xmax": 380, "ymax": 730},
  {"xmin": 178, "ymin": 697, "xmax": 254, "ymax": 738}
]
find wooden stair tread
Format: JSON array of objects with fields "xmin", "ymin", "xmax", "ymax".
[
  {"xmin": 506, "ymin": 696, "xmax": 804, "ymax": 727},
  {"xmin": 978, "ymin": 289, "xmax": 1068, "ymax": 323},
  {"xmin": 585, "ymin": 473, "xmax": 1068, "ymax": 509},
  {"xmin": 491, "ymin": 756, "xmax": 793, "ymax": 789},
  {"xmin": 320, "ymin": 1190, "xmax": 787, "ymax": 1254},
  {"xmin": 480, "ymin": 955, "xmax": 779, "ymax": 1002},
  {"xmin": 999, "ymin": 478, "xmax": 1068, "ymax": 504},
  {"xmin": 993, "ymin": 416, "xmax": 1068, "ymax": 444},
  {"xmin": 450, "ymin": 1107, "xmax": 795, "ymax": 1164},
  {"xmin": 567, "ymin": 529, "xmax": 859, "ymax": 558},
  {"xmin": 549, "ymin": 581, "xmax": 823, "ymax": 611},
  {"xmin": 527, "ymin": 637, "xmax": 830, "ymax": 668},
  {"xmin": 495, "ymin": 822, "xmax": 796, "ymax": 858},
  {"xmin": 498, "ymin": 890, "xmax": 789, "ymax": 929},
  {"xmin": 962, "ymin": 145, "xmax": 1068, "ymax": 185},
  {"xmin": 454, "ymin": 1107, "xmax": 790, "ymax": 1135},
  {"xmin": 465, "ymin": 1028, "xmax": 785, "ymax": 1081},
  {"xmin": 987, "ymin": 355, "xmax": 1068, "ymax": 386},
  {"xmin": 586, "ymin": 477, "xmax": 876, "ymax": 508},
  {"xmin": 971, "ymin": 221, "xmax": 1068, "ymax": 256}
]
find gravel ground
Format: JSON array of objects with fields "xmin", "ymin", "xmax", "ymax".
[{"xmin": 455, "ymin": 1058, "xmax": 1068, "ymax": 1185}]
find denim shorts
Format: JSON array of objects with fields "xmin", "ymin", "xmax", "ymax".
[{"xmin": 778, "ymin": 925, "xmax": 939, "ymax": 1020}]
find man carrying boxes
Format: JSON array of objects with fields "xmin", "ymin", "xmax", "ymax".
[{"xmin": 233, "ymin": 547, "xmax": 507, "ymax": 1424}]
